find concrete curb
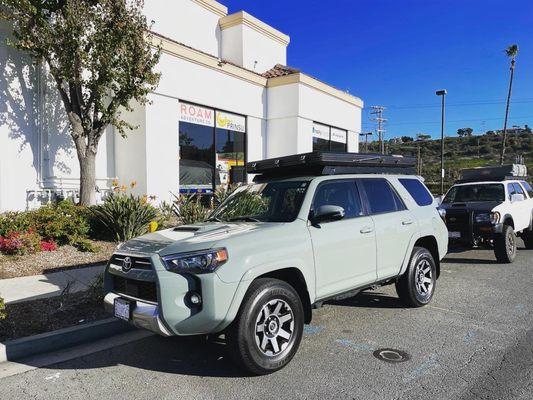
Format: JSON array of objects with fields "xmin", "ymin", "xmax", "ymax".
[{"xmin": 0, "ymin": 317, "xmax": 133, "ymax": 363}]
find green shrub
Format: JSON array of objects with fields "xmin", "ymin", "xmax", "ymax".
[
  {"xmin": 28, "ymin": 200, "xmax": 90, "ymax": 245},
  {"xmin": 91, "ymin": 193, "xmax": 159, "ymax": 242},
  {"xmin": 73, "ymin": 238, "xmax": 100, "ymax": 253},
  {"xmin": 0, "ymin": 212, "xmax": 32, "ymax": 236},
  {"xmin": 171, "ymin": 193, "xmax": 212, "ymax": 225},
  {"xmin": 0, "ymin": 296, "xmax": 6, "ymax": 321}
]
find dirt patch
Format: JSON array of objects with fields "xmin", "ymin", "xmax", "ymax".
[
  {"xmin": 0, "ymin": 240, "xmax": 116, "ymax": 279},
  {"xmin": 0, "ymin": 290, "xmax": 111, "ymax": 342}
]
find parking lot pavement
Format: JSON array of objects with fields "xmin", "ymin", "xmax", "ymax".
[{"xmin": 2, "ymin": 245, "xmax": 533, "ymax": 400}]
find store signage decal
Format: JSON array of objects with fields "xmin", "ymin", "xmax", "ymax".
[
  {"xmin": 179, "ymin": 103, "xmax": 214, "ymax": 127},
  {"xmin": 216, "ymin": 111, "xmax": 246, "ymax": 132},
  {"xmin": 331, "ymin": 127, "xmax": 347, "ymax": 143},
  {"xmin": 312, "ymin": 123, "xmax": 330, "ymax": 140}
]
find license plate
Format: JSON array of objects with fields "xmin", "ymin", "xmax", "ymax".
[
  {"xmin": 114, "ymin": 298, "xmax": 131, "ymax": 321},
  {"xmin": 449, "ymin": 231, "xmax": 461, "ymax": 239}
]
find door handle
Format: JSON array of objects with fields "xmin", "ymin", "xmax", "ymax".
[
  {"xmin": 360, "ymin": 226, "xmax": 374, "ymax": 234},
  {"xmin": 402, "ymin": 219, "xmax": 415, "ymax": 226}
]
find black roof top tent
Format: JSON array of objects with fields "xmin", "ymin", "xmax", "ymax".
[
  {"xmin": 247, "ymin": 152, "xmax": 417, "ymax": 181},
  {"xmin": 455, "ymin": 164, "xmax": 528, "ymax": 184}
]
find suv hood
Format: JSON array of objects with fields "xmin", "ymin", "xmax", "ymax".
[
  {"xmin": 441, "ymin": 201, "xmax": 501, "ymax": 213},
  {"xmin": 116, "ymin": 222, "xmax": 281, "ymax": 256}
]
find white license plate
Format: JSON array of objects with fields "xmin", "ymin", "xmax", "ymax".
[
  {"xmin": 448, "ymin": 231, "xmax": 461, "ymax": 239},
  {"xmin": 114, "ymin": 298, "xmax": 131, "ymax": 321}
]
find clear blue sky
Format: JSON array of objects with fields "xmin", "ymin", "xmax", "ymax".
[{"xmin": 222, "ymin": 0, "xmax": 533, "ymax": 139}]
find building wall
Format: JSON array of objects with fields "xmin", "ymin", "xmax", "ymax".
[
  {"xmin": 144, "ymin": 0, "xmax": 226, "ymax": 57},
  {"xmin": 241, "ymin": 25, "xmax": 287, "ymax": 73}
]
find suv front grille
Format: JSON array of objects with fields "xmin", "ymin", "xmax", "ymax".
[
  {"xmin": 446, "ymin": 210, "xmax": 473, "ymax": 238},
  {"xmin": 112, "ymin": 276, "xmax": 157, "ymax": 303},
  {"xmin": 110, "ymin": 254, "xmax": 152, "ymax": 270}
]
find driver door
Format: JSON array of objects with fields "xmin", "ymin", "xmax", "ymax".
[{"xmin": 308, "ymin": 179, "xmax": 377, "ymax": 299}]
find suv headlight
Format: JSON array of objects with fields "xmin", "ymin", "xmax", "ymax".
[
  {"xmin": 162, "ymin": 248, "xmax": 228, "ymax": 274},
  {"xmin": 475, "ymin": 212, "xmax": 500, "ymax": 224}
]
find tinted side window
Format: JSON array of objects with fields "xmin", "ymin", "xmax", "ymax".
[
  {"xmin": 399, "ymin": 178, "xmax": 434, "ymax": 206},
  {"xmin": 507, "ymin": 183, "xmax": 517, "ymax": 200},
  {"xmin": 513, "ymin": 183, "xmax": 525, "ymax": 196},
  {"xmin": 312, "ymin": 180, "xmax": 362, "ymax": 219},
  {"xmin": 521, "ymin": 181, "xmax": 533, "ymax": 197},
  {"xmin": 361, "ymin": 178, "xmax": 406, "ymax": 214}
]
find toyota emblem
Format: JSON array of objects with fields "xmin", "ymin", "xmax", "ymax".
[{"xmin": 122, "ymin": 256, "xmax": 133, "ymax": 272}]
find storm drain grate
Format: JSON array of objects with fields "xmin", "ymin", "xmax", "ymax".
[{"xmin": 373, "ymin": 348, "xmax": 410, "ymax": 363}]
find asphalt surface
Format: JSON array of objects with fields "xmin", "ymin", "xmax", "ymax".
[{"xmin": 2, "ymin": 244, "xmax": 533, "ymax": 400}]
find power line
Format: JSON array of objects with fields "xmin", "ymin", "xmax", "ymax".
[
  {"xmin": 383, "ymin": 98, "xmax": 533, "ymax": 110},
  {"xmin": 386, "ymin": 115, "xmax": 533, "ymax": 127}
]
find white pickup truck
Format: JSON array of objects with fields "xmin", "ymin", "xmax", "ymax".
[{"xmin": 439, "ymin": 165, "xmax": 533, "ymax": 263}]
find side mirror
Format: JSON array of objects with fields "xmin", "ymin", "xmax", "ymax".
[
  {"xmin": 510, "ymin": 193, "xmax": 525, "ymax": 203},
  {"xmin": 311, "ymin": 205, "xmax": 345, "ymax": 225}
]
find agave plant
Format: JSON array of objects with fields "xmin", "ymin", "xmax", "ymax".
[
  {"xmin": 91, "ymin": 193, "xmax": 159, "ymax": 242},
  {"xmin": 171, "ymin": 193, "xmax": 212, "ymax": 226}
]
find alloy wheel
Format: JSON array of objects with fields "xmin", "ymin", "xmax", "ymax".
[
  {"xmin": 255, "ymin": 299, "xmax": 294, "ymax": 356},
  {"xmin": 414, "ymin": 259, "xmax": 434, "ymax": 296}
]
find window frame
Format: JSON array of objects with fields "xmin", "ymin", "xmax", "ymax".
[
  {"xmin": 179, "ymin": 100, "xmax": 248, "ymax": 194},
  {"xmin": 358, "ymin": 177, "xmax": 407, "ymax": 216},
  {"xmin": 309, "ymin": 178, "xmax": 366, "ymax": 222}
]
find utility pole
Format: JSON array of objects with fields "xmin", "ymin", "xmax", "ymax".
[
  {"xmin": 359, "ymin": 132, "xmax": 373, "ymax": 153},
  {"xmin": 370, "ymin": 106, "xmax": 387, "ymax": 154}
]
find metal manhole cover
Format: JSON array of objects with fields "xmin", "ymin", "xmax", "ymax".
[{"xmin": 373, "ymin": 348, "xmax": 410, "ymax": 363}]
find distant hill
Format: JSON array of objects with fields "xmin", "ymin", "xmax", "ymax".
[{"xmin": 366, "ymin": 132, "xmax": 533, "ymax": 194}]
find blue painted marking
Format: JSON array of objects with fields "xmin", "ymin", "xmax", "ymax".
[
  {"xmin": 303, "ymin": 325, "xmax": 324, "ymax": 335},
  {"xmin": 335, "ymin": 339, "xmax": 375, "ymax": 352},
  {"xmin": 403, "ymin": 354, "xmax": 439, "ymax": 382},
  {"xmin": 464, "ymin": 330, "xmax": 476, "ymax": 343},
  {"xmin": 516, "ymin": 304, "xmax": 525, "ymax": 311}
]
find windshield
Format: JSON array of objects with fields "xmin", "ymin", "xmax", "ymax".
[
  {"xmin": 209, "ymin": 181, "xmax": 310, "ymax": 223},
  {"xmin": 443, "ymin": 184, "xmax": 505, "ymax": 203}
]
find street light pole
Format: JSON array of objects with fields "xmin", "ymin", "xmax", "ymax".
[
  {"xmin": 359, "ymin": 132, "xmax": 373, "ymax": 152},
  {"xmin": 436, "ymin": 89, "xmax": 447, "ymax": 195}
]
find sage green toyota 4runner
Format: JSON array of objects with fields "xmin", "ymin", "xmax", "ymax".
[{"xmin": 104, "ymin": 152, "xmax": 448, "ymax": 375}]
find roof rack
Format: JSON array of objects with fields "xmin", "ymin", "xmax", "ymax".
[
  {"xmin": 247, "ymin": 152, "xmax": 417, "ymax": 180},
  {"xmin": 456, "ymin": 164, "xmax": 528, "ymax": 184}
]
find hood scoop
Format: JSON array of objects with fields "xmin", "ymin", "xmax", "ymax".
[{"xmin": 173, "ymin": 226, "xmax": 201, "ymax": 232}]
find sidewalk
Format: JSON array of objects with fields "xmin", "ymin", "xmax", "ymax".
[{"xmin": 0, "ymin": 265, "xmax": 105, "ymax": 304}]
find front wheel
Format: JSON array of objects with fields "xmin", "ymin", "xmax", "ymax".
[
  {"xmin": 494, "ymin": 224, "xmax": 517, "ymax": 263},
  {"xmin": 226, "ymin": 278, "xmax": 304, "ymax": 375},
  {"xmin": 396, "ymin": 246, "xmax": 437, "ymax": 307}
]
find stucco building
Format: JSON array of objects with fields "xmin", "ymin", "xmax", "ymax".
[{"xmin": 0, "ymin": 0, "xmax": 363, "ymax": 211}]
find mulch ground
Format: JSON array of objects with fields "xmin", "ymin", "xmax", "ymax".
[
  {"xmin": 0, "ymin": 290, "xmax": 111, "ymax": 342},
  {"xmin": 0, "ymin": 240, "xmax": 116, "ymax": 279}
]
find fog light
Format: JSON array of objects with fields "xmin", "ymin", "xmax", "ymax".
[{"xmin": 189, "ymin": 292, "xmax": 202, "ymax": 305}]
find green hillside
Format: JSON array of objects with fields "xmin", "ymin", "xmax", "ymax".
[{"xmin": 366, "ymin": 133, "xmax": 533, "ymax": 194}]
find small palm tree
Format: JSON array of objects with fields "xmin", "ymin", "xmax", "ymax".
[{"xmin": 500, "ymin": 44, "xmax": 519, "ymax": 165}]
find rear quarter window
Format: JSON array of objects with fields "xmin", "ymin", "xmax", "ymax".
[
  {"xmin": 520, "ymin": 181, "xmax": 533, "ymax": 198},
  {"xmin": 398, "ymin": 178, "xmax": 434, "ymax": 206}
]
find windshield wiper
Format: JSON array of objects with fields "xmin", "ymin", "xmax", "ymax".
[{"xmin": 228, "ymin": 216, "xmax": 261, "ymax": 222}]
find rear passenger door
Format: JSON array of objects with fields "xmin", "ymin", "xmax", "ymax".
[
  {"xmin": 508, "ymin": 183, "xmax": 530, "ymax": 231},
  {"xmin": 359, "ymin": 178, "xmax": 418, "ymax": 280},
  {"xmin": 308, "ymin": 179, "xmax": 377, "ymax": 299}
]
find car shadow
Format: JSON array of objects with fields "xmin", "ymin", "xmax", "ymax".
[{"xmin": 327, "ymin": 291, "xmax": 405, "ymax": 309}]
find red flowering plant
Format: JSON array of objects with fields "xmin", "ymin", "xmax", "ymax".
[
  {"xmin": 0, "ymin": 230, "xmax": 42, "ymax": 255},
  {"xmin": 40, "ymin": 240, "xmax": 57, "ymax": 252}
]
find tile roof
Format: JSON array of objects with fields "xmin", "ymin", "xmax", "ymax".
[{"xmin": 262, "ymin": 64, "xmax": 300, "ymax": 78}]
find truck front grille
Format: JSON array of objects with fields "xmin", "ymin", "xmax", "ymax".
[
  {"xmin": 112, "ymin": 276, "xmax": 157, "ymax": 303},
  {"xmin": 446, "ymin": 210, "xmax": 473, "ymax": 238},
  {"xmin": 110, "ymin": 254, "xmax": 152, "ymax": 270}
]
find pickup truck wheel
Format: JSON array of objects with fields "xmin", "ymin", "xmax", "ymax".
[
  {"xmin": 395, "ymin": 247, "xmax": 436, "ymax": 307},
  {"xmin": 522, "ymin": 230, "xmax": 533, "ymax": 249},
  {"xmin": 494, "ymin": 225, "xmax": 517, "ymax": 263},
  {"xmin": 226, "ymin": 278, "xmax": 304, "ymax": 375}
]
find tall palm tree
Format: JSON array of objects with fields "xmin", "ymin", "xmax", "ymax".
[{"xmin": 500, "ymin": 44, "xmax": 519, "ymax": 165}]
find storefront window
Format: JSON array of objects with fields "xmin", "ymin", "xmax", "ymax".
[
  {"xmin": 312, "ymin": 122, "xmax": 348, "ymax": 152},
  {"xmin": 179, "ymin": 102, "xmax": 246, "ymax": 193}
]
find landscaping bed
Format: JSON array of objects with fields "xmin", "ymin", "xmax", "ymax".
[
  {"xmin": 0, "ymin": 289, "xmax": 110, "ymax": 342},
  {"xmin": 0, "ymin": 240, "xmax": 115, "ymax": 279}
]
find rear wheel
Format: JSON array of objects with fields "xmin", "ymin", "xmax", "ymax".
[
  {"xmin": 226, "ymin": 278, "xmax": 304, "ymax": 375},
  {"xmin": 494, "ymin": 224, "xmax": 517, "ymax": 263},
  {"xmin": 396, "ymin": 247, "xmax": 437, "ymax": 307}
]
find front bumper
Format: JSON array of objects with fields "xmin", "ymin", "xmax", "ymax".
[
  {"xmin": 104, "ymin": 253, "xmax": 244, "ymax": 337},
  {"xmin": 104, "ymin": 292, "xmax": 172, "ymax": 336}
]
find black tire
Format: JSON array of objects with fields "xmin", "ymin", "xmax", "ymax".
[
  {"xmin": 494, "ymin": 224, "xmax": 517, "ymax": 263},
  {"xmin": 522, "ymin": 230, "xmax": 533, "ymax": 250},
  {"xmin": 395, "ymin": 246, "xmax": 437, "ymax": 307},
  {"xmin": 226, "ymin": 278, "xmax": 304, "ymax": 375}
]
